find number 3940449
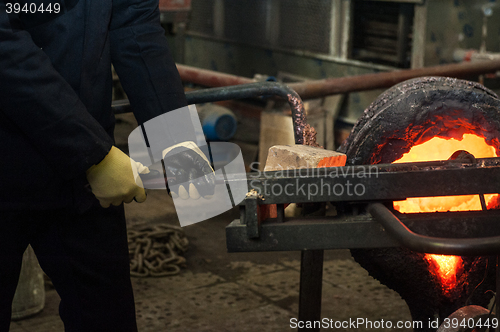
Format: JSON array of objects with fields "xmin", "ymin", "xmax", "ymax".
[{"xmin": 5, "ymin": 2, "xmax": 61, "ymax": 14}]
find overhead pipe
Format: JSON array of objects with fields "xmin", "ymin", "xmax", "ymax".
[
  {"xmin": 177, "ymin": 64, "xmax": 255, "ymax": 87},
  {"xmin": 113, "ymin": 82, "xmax": 307, "ymax": 144},
  {"xmin": 176, "ymin": 59, "xmax": 500, "ymax": 100}
]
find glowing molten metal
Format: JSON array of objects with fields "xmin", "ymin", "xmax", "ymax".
[{"xmin": 392, "ymin": 133, "xmax": 499, "ymax": 294}]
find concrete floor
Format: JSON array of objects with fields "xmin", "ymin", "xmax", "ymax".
[
  {"xmin": 9, "ymin": 113, "xmax": 414, "ymax": 331},
  {"xmin": 9, "ymin": 191, "xmax": 414, "ymax": 332}
]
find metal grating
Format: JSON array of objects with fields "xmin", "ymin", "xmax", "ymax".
[
  {"xmin": 352, "ymin": 0, "xmax": 414, "ymax": 68},
  {"xmin": 277, "ymin": 0, "xmax": 331, "ymax": 54}
]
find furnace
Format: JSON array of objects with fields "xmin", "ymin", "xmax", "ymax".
[
  {"xmin": 225, "ymin": 77, "xmax": 500, "ymax": 332},
  {"xmin": 340, "ymin": 76, "xmax": 500, "ymax": 328}
]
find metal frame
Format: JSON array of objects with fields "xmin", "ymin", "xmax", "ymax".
[
  {"xmin": 227, "ymin": 158, "xmax": 500, "ymax": 331},
  {"xmin": 227, "ymin": 157, "xmax": 500, "ymax": 254},
  {"xmin": 227, "ymin": 210, "xmax": 500, "ymax": 253},
  {"xmin": 239, "ymin": 158, "xmax": 500, "ymax": 204},
  {"xmin": 115, "ymin": 82, "xmax": 500, "ymax": 331}
]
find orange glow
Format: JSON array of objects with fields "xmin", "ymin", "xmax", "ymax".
[
  {"xmin": 391, "ymin": 133, "xmax": 499, "ymax": 295},
  {"xmin": 425, "ymin": 255, "xmax": 463, "ymax": 294},
  {"xmin": 393, "ymin": 134, "xmax": 499, "ymax": 213}
]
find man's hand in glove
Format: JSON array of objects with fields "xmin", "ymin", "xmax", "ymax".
[
  {"xmin": 162, "ymin": 141, "xmax": 215, "ymax": 200},
  {"xmin": 86, "ymin": 146, "xmax": 149, "ymax": 208}
]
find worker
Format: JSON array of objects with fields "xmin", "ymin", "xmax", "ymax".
[{"xmin": 0, "ymin": 1, "xmax": 213, "ymax": 331}]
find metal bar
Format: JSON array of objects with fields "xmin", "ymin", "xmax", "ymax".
[
  {"xmin": 276, "ymin": 204, "xmax": 285, "ymax": 223},
  {"xmin": 186, "ymin": 83, "xmax": 306, "ymax": 144},
  {"xmin": 177, "ymin": 64, "xmax": 254, "ymax": 87},
  {"xmin": 298, "ymin": 250, "xmax": 324, "ymax": 332},
  {"xmin": 287, "ymin": 59, "xmax": 500, "ymax": 100},
  {"xmin": 339, "ymin": 0, "xmax": 353, "ymax": 60},
  {"xmin": 244, "ymin": 191, "xmax": 260, "ymax": 239},
  {"xmin": 175, "ymin": 59, "xmax": 500, "ymax": 99},
  {"xmin": 213, "ymin": 0, "xmax": 224, "ymax": 39},
  {"xmin": 367, "ymin": 203, "xmax": 500, "ymax": 256},
  {"xmin": 410, "ymin": 2, "xmax": 426, "ymax": 69},
  {"xmin": 396, "ymin": 3, "xmax": 412, "ymax": 67},
  {"xmin": 480, "ymin": 194, "xmax": 488, "ymax": 211},
  {"xmin": 226, "ymin": 217, "xmax": 401, "ymax": 252},
  {"xmin": 141, "ymin": 158, "xmax": 500, "ymax": 203},
  {"xmin": 113, "ymin": 82, "xmax": 306, "ymax": 145},
  {"xmin": 245, "ymin": 159, "xmax": 500, "ymax": 204},
  {"xmin": 226, "ymin": 211, "xmax": 500, "ymax": 252}
]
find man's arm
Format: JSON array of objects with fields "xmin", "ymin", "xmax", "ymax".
[
  {"xmin": 109, "ymin": 0, "xmax": 188, "ymax": 125},
  {"xmin": 109, "ymin": 1, "xmax": 216, "ymax": 200},
  {"xmin": 0, "ymin": 4, "xmax": 113, "ymax": 179}
]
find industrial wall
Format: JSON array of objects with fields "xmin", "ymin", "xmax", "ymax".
[{"xmin": 180, "ymin": 0, "xmax": 500, "ymax": 131}]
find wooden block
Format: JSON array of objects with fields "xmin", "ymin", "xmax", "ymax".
[
  {"xmin": 264, "ymin": 144, "xmax": 346, "ymax": 171},
  {"xmin": 261, "ymin": 145, "xmax": 346, "ymax": 218}
]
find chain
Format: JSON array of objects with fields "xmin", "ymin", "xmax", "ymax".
[{"xmin": 127, "ymin": 224, "xmax": 189, "ymax": 277}]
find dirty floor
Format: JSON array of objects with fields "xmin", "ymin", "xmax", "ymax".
[{"xmin": 8, "ymin": 189, "xmax": 413, "ymax": 332}]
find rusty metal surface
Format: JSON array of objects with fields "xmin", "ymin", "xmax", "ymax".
[
  {"xmin": 338, "ymin": 76, "xmax": 500, "ymax": 165},
  {"xmin": 436, "ymin": 305, "xmax": 492, "ymax": 332},
  {"xmin": 288, "ymin": 60, "xmax": 500, "ymax": 99},
  {"xmin": 302, "ymin": 124, "xmax": 321, "ymax": 148},
  {"xmin": 176, "ymin": 60, "xmax": 500, "ymax": 99},
  {"xmin": 177, "ymin": 64, "xmax": 255, "ymax": 87}
]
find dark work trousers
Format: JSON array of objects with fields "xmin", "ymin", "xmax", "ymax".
[{"xmin": 0, "ymin": 203, "xmax": 137, "ymax": 332}]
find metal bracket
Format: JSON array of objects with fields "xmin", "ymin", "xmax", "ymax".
[{"xmin": 241, "ymin": 190, "xmax": 262, "ymax": 239}]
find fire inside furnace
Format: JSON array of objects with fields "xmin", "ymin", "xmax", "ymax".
[{"xmin": 392, "ymin": 133, "xmax": 499, "ymax": 294}]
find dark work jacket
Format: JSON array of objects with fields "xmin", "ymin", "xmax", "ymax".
[{"xmin": 0, "ymin": 0, "xmax": 187, "ymax": 210}]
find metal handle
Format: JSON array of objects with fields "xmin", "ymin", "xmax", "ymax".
[
  {"xmin": 368, "ymin": 203, "xmax": 500, "ymax": 256},
  {"xmin": 112, "ymin": 82, "xmax": 307, "ymax": 145}
]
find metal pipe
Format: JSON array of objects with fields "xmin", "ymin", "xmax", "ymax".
[
  {"xmin": 177, "ymin": 64, "xmax": 255, "ymax": 87},
  {"xmin": 188, "ymin": 82, "xmax": 306, "ymax": 144},
  {"xmin": 176, "ymin": 59, "xmax": 500, "ymax": 100},
  {"xmin": 113, "ymin": 82, "xmax": 307, "ymax": 145},
  {"xmin": 368, "ymin": 203, "xmax": 500, "ymax": 256}
]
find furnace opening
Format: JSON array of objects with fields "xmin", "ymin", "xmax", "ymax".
[{"xmin": 391, "ymin": 132, "xmax": 499, "ymax": 295}]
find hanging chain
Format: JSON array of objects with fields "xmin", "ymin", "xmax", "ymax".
[{"xmin": 128, "ymin": 224, "xmax": 189, "ymax": 277}]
